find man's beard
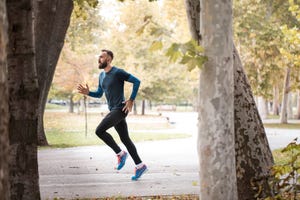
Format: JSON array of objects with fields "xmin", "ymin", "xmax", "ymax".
[{"xmin": 99, "ymin": 61, "xmax": 108, "ymax": 69}]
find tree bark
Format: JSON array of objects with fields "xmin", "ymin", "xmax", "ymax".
[
  {"xmin": 184, "ymin": 0, "xmax": 200, "ymax": 42},
  {"xmin": 296, "ymin": 90, "xmax": 300, "ymax": 119},
  {"xmin": 0, "ymin": 0, "xmax": 10, "ymax": 198},
  {"xmin": 6, "ymin": 0, "xmax": 41, "ymax": 199},
  {"xmin": 233, "ymin": 46, "xmax": 274, "ymax": 200},
  {"xmin": 34, "ymin": 0, "xmax": 73, "ymax": 146},
  {"xmin": 280, "ymin": 67, "xmax": 290, "ymax": 124},
  {"xmin": 185, "ymin": 0, "xmax": 274, "ymax": 199},
  {"xmin": 198, "ymin": 0, "xmax": 237, "ymax": 199},
  {"xmin": 273, "ymin": 85, "xmax": 280, "ymax": 115}
]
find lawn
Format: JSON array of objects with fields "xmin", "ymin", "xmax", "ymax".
[
  {"xmin": 264, "ymin": 122, "xmax": 300, "ymax": 129},
  {"xmin": 43, "ymin": 110, "xmax": 190, "ymax": 148}
]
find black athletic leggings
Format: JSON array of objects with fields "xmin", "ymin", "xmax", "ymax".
[{"xmin": 95, "ymin": 109, "xmax": 142, "ymax": 165}]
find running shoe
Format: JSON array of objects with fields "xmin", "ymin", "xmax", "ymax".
[
  {"xmin": 116, "ymin": 151, "xmax": 128, "ymax": 170},
  {"xmin": 131, "ymin": 164, "xmax": 148, "ymax": 181}
]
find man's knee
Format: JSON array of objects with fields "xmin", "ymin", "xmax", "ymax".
[{"xmin": 95, "ymin": 126, "xmax": 106, "ymax": 138}]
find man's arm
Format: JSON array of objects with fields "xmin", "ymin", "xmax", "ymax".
[
  {"xmin": 77, "ymin": 83, "xmax": 103, "ymax": 98},
  {"xmin": 127, "ymin": 74, "xmax": 140, "ymax": 100},
  {"xmin": 88, "ymin": 84, "xmax": 103, "ymax": 98},
  {"xmin": 122, "ymin": 74, "xmax": 140, "ymax": 113}
]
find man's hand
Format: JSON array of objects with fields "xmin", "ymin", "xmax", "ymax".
[
  {"xmin": 77, "ymin": 84, "xmax": 89, "ymax": 95},
  {"xmin": 122, "ymin": 99, "xmax": 134, "ymax": 113}
]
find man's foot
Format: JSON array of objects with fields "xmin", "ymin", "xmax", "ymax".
[
  {"xmin": 131, "ymin": 164, "xmax": 147, "ymax": 181},
  {"xmin": 116, "ymin": 151, "xmax": 128, "ymax": 170}
]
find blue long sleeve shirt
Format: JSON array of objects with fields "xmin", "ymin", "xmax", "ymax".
[{"xmin": 88, "ymin": 66, "xmax": 140, "ymax": 111}]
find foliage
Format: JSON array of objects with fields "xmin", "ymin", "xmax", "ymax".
[
  {"xmin": 73, "ymin": 0, "xmax": 98, "ymax": 19},
  {"xmin": 98, "ymin": 0, "xmax": 199, "ymax": 105},
  {"xmin": 66, "ymin": 0, "xmax": 103, "ymax": 52},
  {"xmin": 234, "ymin": 0, "xmax": 284, "ymax": 99},
  {"xmin": 135, "ymin": 5, "xmax": 207, "ymax": 71},
  {"xmin": 252, "ymin": 138, "xmax": 300, "ymax": 199}
]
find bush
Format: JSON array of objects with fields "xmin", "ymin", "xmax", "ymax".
[{"xmin": 252, "ymin": 138, "xmax": 300, "ymax": 200}]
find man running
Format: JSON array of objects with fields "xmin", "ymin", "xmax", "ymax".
[{"xmin": 77, "ymin": 49, "xmax": 147, "ymax": 181}]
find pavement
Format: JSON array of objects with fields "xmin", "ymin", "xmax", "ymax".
[{"xmin": 39, "ymin": 112, "xmax": 300, "ymax": 200}]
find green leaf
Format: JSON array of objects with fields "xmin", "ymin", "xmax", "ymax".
[
  {"xmin": 165, "ymin": 43, "xmax": 181, "ymax": 62},
  {"xmin": 180, "ymin": 55, "xmax": 193, "ymax": 65},
  {"xmin": 149, "ymin": 41, "xmax": 163, "ymax": 51}
]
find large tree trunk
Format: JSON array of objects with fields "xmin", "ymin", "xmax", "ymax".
[
  {"xmin": 198, "ymin": 0, "xmax": 237, "ymax": 199},
  {"xmin": 280, "ymin": 67, "xmax": 290, "ymax": 124},
  {"xmin": 34, "ymin": 0, "xmax": 73, "ymax": 146},
  {"xmin": 273, "ymin": 85, "xmax": 280, "ymax": 115},
  {"xmin": 185, "ymin": 0, "xmax": 274, "ymax": 199},
  {"xmin": 0, "ymin": 0, "xmax": 10, "ymax": 199},
  {"xmin": 296, "ymin": 90, "xmax": 300, "ymax": 119},
  {"xmin": 233, "ymin": 46, "xmax": 274, "ymax": 199},
  {"xmin": 6, "ymin": 0, "xmax": 41, "ymax": 199}
]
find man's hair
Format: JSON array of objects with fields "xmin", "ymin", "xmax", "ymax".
[{"xmin": 102, "ymin": 49, "xmax": 114, "ymax": 60}]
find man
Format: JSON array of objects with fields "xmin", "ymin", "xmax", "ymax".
[{"xmin": 77, "ymin": 49, "xmax": 147, "ymax": 181}]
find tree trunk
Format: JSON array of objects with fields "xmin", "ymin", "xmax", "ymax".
[
  {"xmin": 34, "ymin": 0, "xmax": 73, "ymax": 146},
  {"xmin": 185, "ymin": 1, "xmax": 274, "ymax": 199},
  {"xmin": 257, "ymin": 97, "xmax": 268, "ymax": 119},
  {"xmin": 6, "ymin": 0, "xmax": 41, "ymax": 199},
  {"xmin": 0, "ymin": 0, "xmax": 10, "ymax": 198},
  {"xmin": 265, "ymin": 100, "xmax": 269, "ymax": 116},
  {"xmin": 287, "ymin": 92, "xmax": 293, "ymax": 119},
  {"xmin": 198, "ymin": 1, "xmax": 237, "ymax": 199},
  {"xmin": 280, "ymin": 67, "xmax": 290, "ymax": 124},
  {"xmin": 273, "ymin": 85, "xmax": 280, "ymax": 115},
  {"xmin": 296, "ymin": 90, "xmax": 300, "ymax": 119},
  {"xmin": 69, "ymin": 94, "xmax": 74, "ymax": 113},
  {"xmin": 141, "ymin": 99, "xmax": 145, "ymax": 115},
  {"xmin": 233, "ymin": 46, "xmax": 274, "ymax": 200}
]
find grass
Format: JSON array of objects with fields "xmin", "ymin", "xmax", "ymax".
[
  {"xmin": 45, "ymin": 103, "xmax": 67, "ymax": 110},
  {"xmin": 264, "ymin": 123, "xmax": 300, "ymax": 129},
  {"xmin": 43, "ymin": 111, "xmax": 190, "ymax": 148}
]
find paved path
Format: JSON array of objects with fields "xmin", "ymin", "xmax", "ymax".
[
  {"xmin": 39, "ymin": 112, "xmax": 300, "ymax": 199},
  {"xmin": 39, "ymin": 137, "xmax": 199, "ymax": 199}
]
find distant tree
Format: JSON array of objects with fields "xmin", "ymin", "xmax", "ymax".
[
  {"xmin": 0, "ymin": 0, "xmax": 9, "ymax": 199},
  {"xmin": 52, "ymin": 46, "xmax": 96, "ymax": 113}
]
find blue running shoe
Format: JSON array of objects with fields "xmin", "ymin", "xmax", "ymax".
[
  {"xmin": 131, "ymin": 164, "xmax": 148, "ymax": 181},
  {"xmin": 116, "ymin": 151, "xmax": 128, "ymax": 170}
]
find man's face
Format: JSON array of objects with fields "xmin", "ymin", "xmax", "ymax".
[{"xmin": 98, "ymin": 52, "xmax": 110, "ymax": 69}]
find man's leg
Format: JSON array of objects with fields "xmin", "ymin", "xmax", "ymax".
[
  {"xmin": 95, "ymin": 110, "xmax": 125, "ymax": 154},
  {"xmin": 114, "ymin": 119, "xmax": 142, "ymax": 165},
  {"xmin": 115, "ymin": 118, "xmax": 147, "ymax": 180}
]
